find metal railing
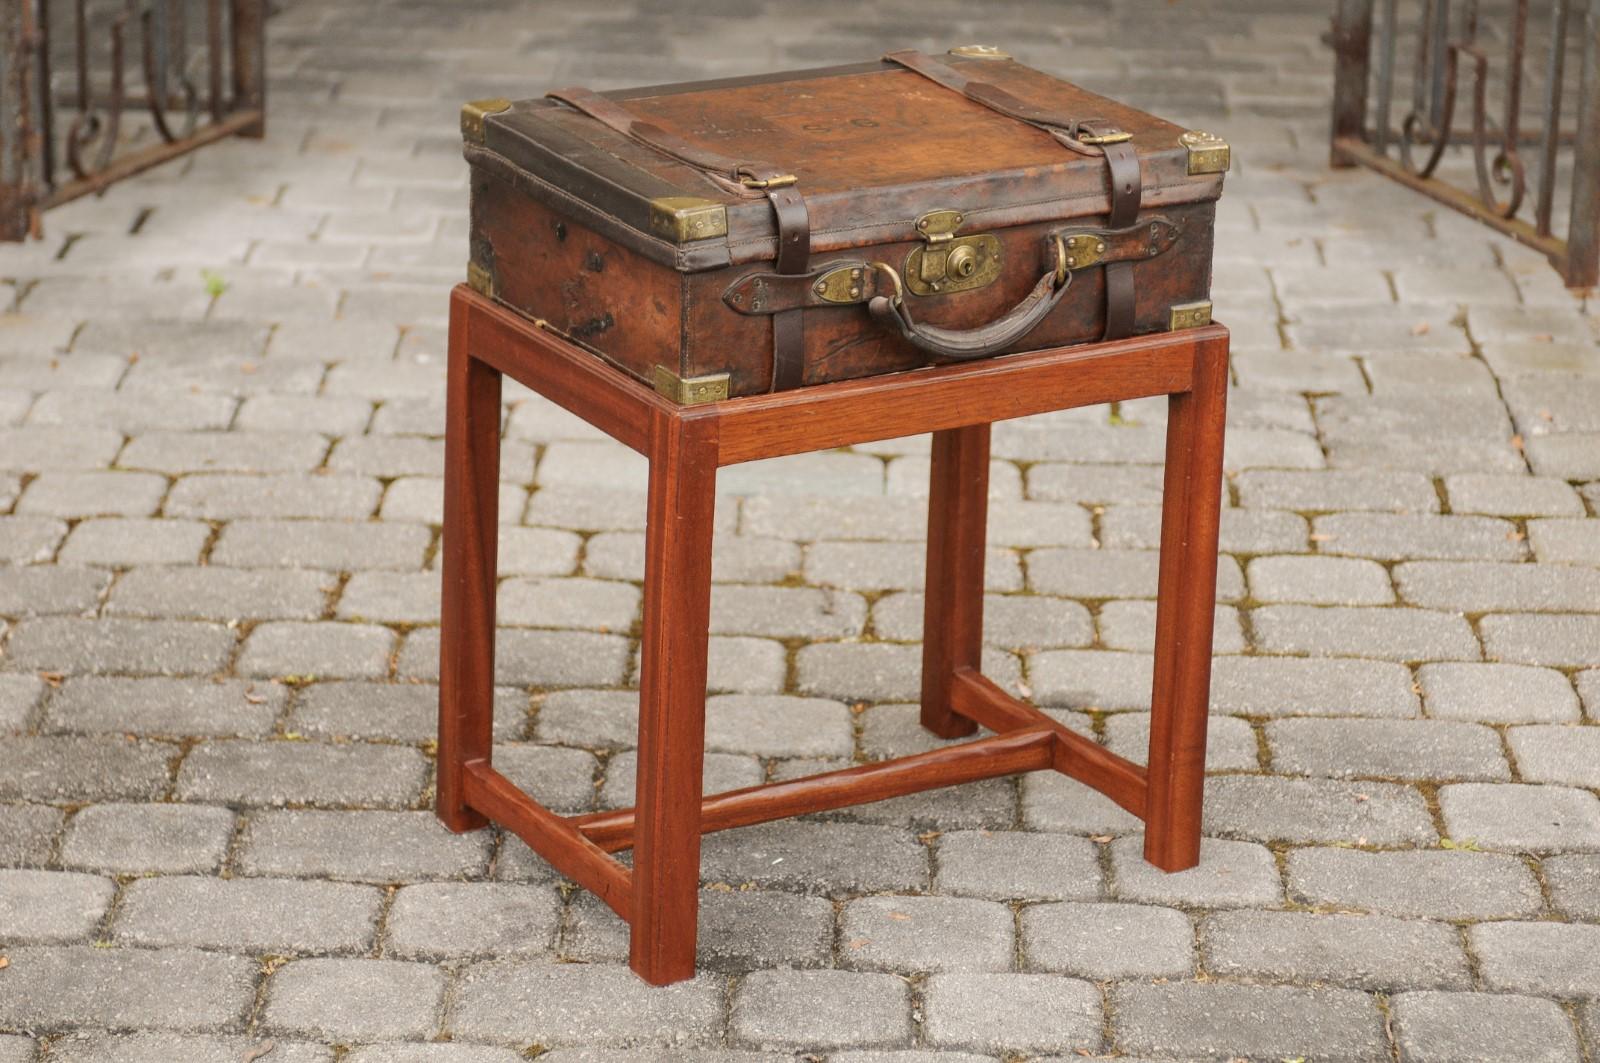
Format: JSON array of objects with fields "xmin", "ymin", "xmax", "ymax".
[
  {"xmin": 0, "ymin": 0, "xmax": 264, "ymax": 241},
  {"xmin": 1331, "ymin": 0, "xmax": 1599, "ymax": 287}
]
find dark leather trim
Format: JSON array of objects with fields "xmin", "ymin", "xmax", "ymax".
[
  {"xmin": 1100, "ymin": 140, "xmax": 1143, "ymax": 340},
  {"xmin": 765, "ymin": 184, "xmax": 811, "ymax": 391},
  {"xmin": 869, "ymin": 268, "xmax": 1072, "ymax": 361},
  {"xmin": 723, "ymin": 260, "xmax": 882, "ymax": 315}
]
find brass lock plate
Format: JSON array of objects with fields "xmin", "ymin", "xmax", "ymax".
[{"xmin": 905, "ymin": 234, "xmax": 1001, "ymax": 296}]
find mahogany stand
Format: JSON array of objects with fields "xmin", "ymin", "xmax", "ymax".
[{"xmin": 437, "ymin": 284, "xmax": 1230, "ymax": 986}]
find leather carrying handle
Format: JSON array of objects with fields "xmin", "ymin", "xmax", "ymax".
[{"xmin": 867, "ymin": 256, "xmax": 1072, "ymax": 362}]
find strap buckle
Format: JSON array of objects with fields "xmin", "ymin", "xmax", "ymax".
[
  {"xmin": 741, "ymin": 173, "xmax": 798, "ymax": 190},
  {"xmin": 868, "ymin": 261, "xmax": 905, "ymax": 307},
  {"xmin": 1078, "ymin": 129, "xmax": 1132, "ymax": 146}
]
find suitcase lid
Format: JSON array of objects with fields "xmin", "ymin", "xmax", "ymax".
[{"xmin": 465, "ymin": 51, "xmax": 1228, "ymax": 271}]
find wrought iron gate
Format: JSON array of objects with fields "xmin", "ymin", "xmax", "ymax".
[
  {"xmin": 0, "ymin": 0, "xmax": 264, "ymax": 241},
  {"xmin": 1331, "ymin": 0, "xmax": 1599, "ymax": 287}
]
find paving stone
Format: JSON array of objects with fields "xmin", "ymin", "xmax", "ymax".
[
  {"xmin": 1094, "ymin": 599, "xmax": 1244, "ymax": 653},
  {"xmin": 1028, "ymin": 649, "xmax": 1152, "ymax": 710},
  {"xmin": 1110, "ymin": 982, "xmax": 1386, "ymax": 1061},
  {"xmin": 1250, "ymin": 604, "xmax": 1480, "ymax": 661},
  {"xmin": 0, "ymin": 945, "xmax": 256, "ymax": 1031},
  {"xmin": 334, "ymin": 571, "xmax": 439, "ymax": 623},
  {"xmin": 934, "ymin": 830, "xmax": 1101, "ymax": 901},
  {"xmin": 342, "ymin": 1048, "xmax": 520, "ymax": 1063},
  {"xmin": 1484, "ymin": 614, "xmax": 1600, "ymax": 667},
  {"xmin": 0, "ymin": 426, "xmax": 125, "ymax": 473},
  {"xmin": 1528, "ymin": 517, "xmax": 1600, "ymax": 565},
  {"xmin": 0, "ymin": 736, "xmax": 175, "ymax": 802},
  {"xmin": 1506, "ymin": 724, "xmax": 1600, "ymax": 787},
  {"xmin": 166, "ymin": 473, "xmax": 381, "ymax": 520},
  {"xmin": 562, "ymin": 887, "xmax": 833, "ymax": 971},
  {"xmin": 0, "ymin": 869, "xmax": 115, "ymax": 943},
  {"xmin": 1210, "ymin": 655, "xmax": 1421, "ymax": 717},
  {"xmin": 1022, "ymin": 901, "xmax": 1193, "ymax": 978},
  {"xmin": 494, "ymin": 525, "xmax": 583, "ymax": 576},
  {"xmin": 238, "ymin": 809, "xmax": 492, "ymax": 883},
  {"xmin": 0, "ymin": 1037, "xmax": 30, "ymax": 1063},
  {"xmin": 872, "ymin": 591, "xmax": 1093, "ymax": 650},
  {"xmin": 599, "ymin": 749, "xmax": 756, "ymax": 811},
  {"xmin": 1268, "ymin": 717, "xmax": 1508, "ymax": 781},
  {"xmin": 709, "ymin": 585, "xmax": 867, "ymax": 639},
  {"xmin": 264, "ymin": 958, "xmax": 446, "ymax": 1041},
  {"xmin": 1103, "ymin": 711, "xmax": 1260, "ymax": 771},
  {"xmin": 1202, "ymin": 909, "xmax": 1470, "ymax": 990},
  {"xmin": 0, "ymin": 674, "xmax": 43, "ymax": 732},
  {"xmin": 4, "ymin": 617, "xmax": 233, "ymax": 675},
  {"xmin": 1027, "ymin": 547, "xmax": 1244, "ymax": 601},
  {"xmin": 119, "ymin": 430, "xmax": 330, "ymax": 474},
  {"xmin": 29, "ymin": 389, "xmax": 235, "ymax": 433},
  {"xmin": 384, "ymin": 881, "xmax": 560, "ymax": 960},
  {"xmin": 1235, "ymin": 469, "xmax": 1440, "ymax": 513},
  {"xmin": 1290, "ymin": 846, "xmax": 1542, "ymax": 919},
  {"xmin": 1022, "ymin": 772, "xmax": 1142, "ymax": 836},
  {"xmin": 921, "ymin": 972, "xmax": 1101, "ymax": 1055},
  {"xmin": 840, "ymin": 895, "xmax": 1013, "ymax": 973},
  {"xmin": 796, "ymin": 642, "xmax": 1020, "ymax": 704},
  {"xmin": 16, "ymin": 471, "xmax": 167, "ymax": 518},
  {"xmin": 107, "ymin": 566, "xmax": 334, "ymax": 621},
  {"xmin": 1247, "ymin": 554, "xmax": 1395, "ymax": 604},
  {"xmin": 1023, "ymin": 462, "xmax": 1167, "ymax": 506},
  {"xmin": 238, "ymin": 621, "xmax": 396, "ymax": 680},
  {"xmin": 1110, "ymin": 835, "xmax": 1283, "ymax": 908},
  {"xmin": 237, "ymin": 394, "xmax": 372, "ymax": 435},
  {"xmin": 1391, "ymin": 991, "xmax": 1582, "ymax": 1063},
  {"xmin": 804, "ymin": 541, "xmax": 1021, "ymax": 592},
  {"xmin": 702, "ymin": 694, "xmax": 855, "ymax": 758},
  {"xmin": 57, "ymin": 518, "xmax": 211, "ymax": 566},
  {"xmin": 0, "ymin": 516, "xmax": 67, "ymax": 562},
  {"xmin": 1445, "ymin": 474, "xmax": 1585, "ymax": 517},
  {"xmin": 292, "ymin": 680, "xmax": 524, "ymax": 742},
  {"xmin": 1526, "ymin": 433, "xmax": 1600, "ymax": 479},
  {"xmin": 731, "ymin": 969, "xmax": 909, "ymax": 1049},
  {"xmin": 45, "ymin": 676, "xmax": 285, "ymax": 737},
  {"xmin": 1544, "ymin": 854, "xmax": 1600, "ymax": 920},
  {"xmin": 1439, "ymin": 783, "xmax": 1600, "ymax": 852},
  {"xmin": 700, "ymin": 821, "xmax": 928, "ymax": 894},
  {"xmin": 211, "ymin": 519, "xmax": 432, "ymax": 570},
  {"xmin": 1204, "ymin": 774, "xmax": 1437, "ymax": 845},
  {"xmin": 1470, "ymin": 921, "xmax": 1600, "ymax": 998},
  {"xmin": 45, "ymin": 1034, "xmax": 331, "ymax": 1063},
  {"xmin": 400, "ymin": 628, "xmax": 630, "ymax": 688},
  {"xmin": 1100, "ymin": 504, "xmax": 1309, "ymax": 553},
  {"xmin": 585, "ymin": 531, "xmax": 802, "ymax": 584},
  {"xmin": 1313, "ymin": 512, "xmax": 1528, "ymax": 561},
  {"xmin": 1398, "ymin": 560, "xmax": 1600, "ymax": 613},
  {"xmin": 454, "ymin": 961, "xmax": 724, "ymax": 1047},
  {"xmin": 176, "ymin": 739, "xmax": 428, "ymax": 808},
  {"xmin": 115, "ymin": 875, "xmax": 382, "ymax": 953},
  {"xmin": 60, "ymin": 803, "xmax": 235, "ymax": 874},
  {"xmin": 531, "ymin": 688, "xmax": 638, "ymax": 748},
  {"xmin": 497, "ymin": 576, "xmax": 639, "ymax": 631},
  {"xmin": 1418, "ymin": 662, "xmax": 1581, "ymax": 723},
  {"xmin": 493, "ymin": 743, "xmax": 599, "ymax": 812}
]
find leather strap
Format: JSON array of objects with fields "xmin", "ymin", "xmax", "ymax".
[
  {"xmin": 547, "ymin": 85, "xmax": 811, "ymax": 391},
  {"xmin": 870, "ymin": 266, "xmax": 1073, "ymax": 361},
  {"xmin": 885, "ymin": 50, "xmax": 1146, "ymax": 341}
]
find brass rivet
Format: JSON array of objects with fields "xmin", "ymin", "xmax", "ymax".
[
  {"xmin": 1066, "ymin": 256, "xmax": 1077, "ymax": 266},
  {"xmin": 851, "ymin": 268, "xmax": 862, "ymax": 279},
  {"xmin": 1096, "ymin": 242, "xmax": 1106, "ymax": 253},
  {"xmin": 815, "ymin": 281, "xmax": 827, "ymax": 294},
  {"xmin": 848, "ymin": 286, "xmax": 860, "ymax": 298}
]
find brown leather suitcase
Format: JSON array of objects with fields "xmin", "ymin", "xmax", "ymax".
[{"xmin": 462, "ymin": 47, "xmax": 1229, "ymax": 403}]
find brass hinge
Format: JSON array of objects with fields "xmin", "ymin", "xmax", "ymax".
[
  {"xmin": 1169, "ymin": 300, "xmax": 1214, "ymax": 331},
  {"xmin": 1180, "ymin": 130, "xmax": 1231, "ymax": 175},
  {"xmin": 461, "ymin": 97, "xmax": 511, "ymax": 144},
  {"xmin": 652, "ymin": 364, "xmax": 730, "ymax": 405},
  {"xmin": 648, "ymin": 196, "xmax": 729, "ymax": 243},
  {"xmin": 948, "ymin": 45, "xmax": 1012, "ymax": 60}
]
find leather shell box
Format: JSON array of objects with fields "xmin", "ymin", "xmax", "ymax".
[{"xmin": 463, "ymin": 51, "xmax": 1227, "ymax": 401}]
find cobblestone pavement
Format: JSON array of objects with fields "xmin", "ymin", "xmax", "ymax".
[{"xmin": 1, "ymin": 0, "xmax": 1598, "ymax": 1059}]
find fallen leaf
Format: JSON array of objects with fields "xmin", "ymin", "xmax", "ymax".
[
  {"xmin": 1507, "ymin": 530, "xmax": 1526, "ymax": 542},
  {"xmin": 0, "ymin": 955, "xmax": 9, "ymax": 970},
  {"xmin": 1353, "ymin": 793, "xmax": 1370, "ymax": 802},
  {"xmin": 1308, "ymin": 533, "xmax": 1334, "ymax": 542},
  {"xmin": 1089, "ymin": 834, "xmax": 1114, "ymax": 843},
  {"xmin": 1411, "ymin": 321, "xmax": 1431, "ymax": 335},
  {"xmin": 1533, "ymin": 332, "xmax": 1553, "ymax": 342},
  {"xmin": 37, "ymin": 671, "xmax": 65, "ymax": 688},
  {"xmin": 887, "ymin": 910, "xmax": 912, "ymax": 921},
  {"xmin": 243, "ymin": 688, "xmax": 268, "ymax": 705},
  {"xmin": 242, "ymin": 1040, "xmax": 276, "ymax": 1062},
  {"xmin": 1015, "ymin": 681, "xmax": 1034, "ymax": 699},
  {"xmin": 847, "ymin": 938, "xmax": 871, "ymax": 949},
  {"xmin": 1538, "ymin": 408, "xmax": 1554, "ymax": 422},
  {"xmin": 1510, "ymin": 434, "xmax": 1525, "ymax": 451}
]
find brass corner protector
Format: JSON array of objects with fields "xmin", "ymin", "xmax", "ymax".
[
  {"xmin": 1180, "ymin": 129, "xmax": 1231, "ymax": 175},
  {"xmin": 652, "ymin": 364, "xmax": 730, "ymax": 405},
  {"xmin": 1169, "ymin": 300, "xmax": 1214, "ymax": 331},
  {"xmin": 948, "ymin": 45, "xmax": 1012, "ymax": 60},
  {"xmin": 648, "ymin": 196, "xmax": 729, "ymax": 244},
  {"xmin": 466, "ymin": 260, "xmax": 496, "ymax": 298},
  {"xmin": 461, "ymin": 97, "xmax": 512, "ymax": 144}
]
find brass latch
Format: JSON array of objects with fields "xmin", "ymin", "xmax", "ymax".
[{"xmin": 905, "ymin": 209, "xmax": 1001, "ymax": 297}]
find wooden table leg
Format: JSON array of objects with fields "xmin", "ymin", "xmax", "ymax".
[
  {"xmin": 920, "ymin": 423, "xmax": 992, "ymax": 739},
  {"xmin": 629, "ymin": 409, "xmax": 719, "ymax": 986},
  {"xmin": 1144, "ymin": 332, "xmax": 1229, "ymax": 871},
  {"xmin": 438, "ymin": 293, "xmax": 502, "ymax": 833}
]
